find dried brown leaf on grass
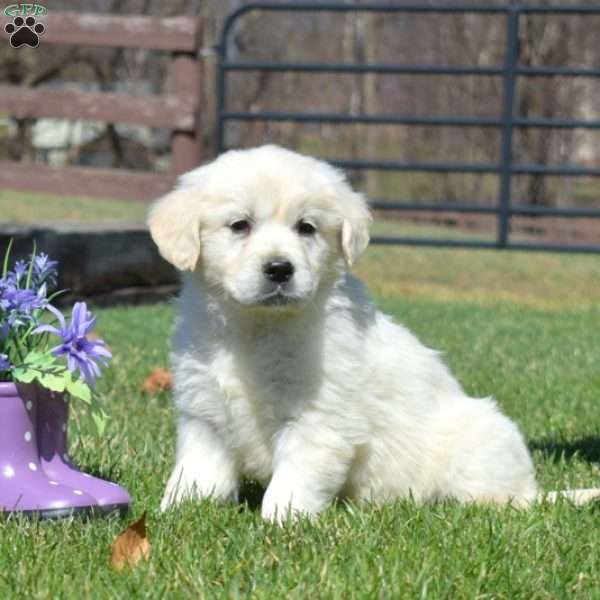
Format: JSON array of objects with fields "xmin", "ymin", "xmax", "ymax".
[
  {"xmin": 111, "ymin": 512, "xmax": 151, "ymax": 571},
  {"xmin": 143, "ymin": 367, "xmax": 173, "ymax": 393}
]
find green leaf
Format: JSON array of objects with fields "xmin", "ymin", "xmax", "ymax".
[
  {"xmin": 22, "ymin": 349, "xmax": 53, "ymax": 368},
  {"xmin": 66, "ymin": 378, "xmax": 92, "ymax": 404},
  {"xmin": 38, "ymin": 372, "xmax": 67, "ymax": 393},
  {"xmin": 12, "ymin": 367, "xmax": 38, "ymax": 384},
  {"xmin": 18, "ymin": 323, "xmax": 38, "ymax": 348},
  {"xmin": 47, "ymin": 289, "xmax": 69, "ymax": 304}
]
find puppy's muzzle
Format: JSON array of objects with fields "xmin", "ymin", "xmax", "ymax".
[{"xmin": 263, "ymin": 258, "xmax": 294, "ymax": 284}]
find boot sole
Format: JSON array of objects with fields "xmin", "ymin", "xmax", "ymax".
[
  {"xmin": 2, "ymin": 502, "xmax": 129, "ymax": 520},
  {"xmin": 94, "ymin": 503, "xmax": 130, "ymax": 518}
]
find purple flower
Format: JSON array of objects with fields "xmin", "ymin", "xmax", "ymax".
[
  {"xmin": 3, "ymin": 259, "xmax": 28, "ymax": 289},
  {"xmin": 34, "ymin": 302, "xmax": 111, "ymax": 386},
  {"xmin": 0, "ymin": 277, "xmax": 9, "ymax": 310},
  {"xmin": 0, "ymin": 354, "xmax": 9, "ymax": 372},
  {"xmin": 1, "ymin": 253, "xmax": 57, "ymax": 294},
  {"xmin": 0, "ymin": 280, "xmax": 48, "ymax": 330},
  {"xmin": 16, "ymin": 286, "xmax": 46, "ymax": 313},
  {"xmin": 11, "ymin": 260, "xmax": 28, "ymax": 285},
  {"xmin": 33, "ymin": 253, "xmax": 58, "ymax": 286}
]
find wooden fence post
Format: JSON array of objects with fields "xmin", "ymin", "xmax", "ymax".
[
  {"xmin": 170, "ymin": 50, "xmax": 203, "ymax": 176},
  {"xmin": 0, "ymin": 12, "xmax": 203, "ymax": 202}
]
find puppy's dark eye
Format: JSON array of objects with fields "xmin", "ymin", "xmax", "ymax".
[
  {"xmin": 230, "ymin": 219, "xmax": 251, "ymax": 234},
  {"xmin": 296, "ymin": 220, "xmax": 317, "ymax": 236}
]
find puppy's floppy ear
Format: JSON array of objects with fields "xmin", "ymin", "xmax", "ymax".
[
  {"xmin": 147, "ymin": 186, "xmax": 202, "ymax": 271},
  {"xmin": 338, "ymin": 189, "xmax": 372, "ymax": 266}
]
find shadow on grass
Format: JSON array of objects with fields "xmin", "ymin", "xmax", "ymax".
[
  {"xmin": 69, "ymin": 462, "xmax": 129, "ymax": 488},
  {"xmin": 530, "ymin": 436, "xmax": 600, "ymax": 464},
  {"xmin": 239, "ymin": 480, "xmax": 265, "ymax": 512}
]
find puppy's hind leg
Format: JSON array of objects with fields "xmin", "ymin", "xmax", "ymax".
[
  {"xmin": 437, "ymin": 399, "xmax": 538, "ymax": 507},
  {"xmin": 161, "ymin": 414, "xmax": 239, "ymax": 510}
]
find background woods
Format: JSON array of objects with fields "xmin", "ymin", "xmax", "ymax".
[{"xmin": 0, "ymin": 0, "xmax": 599, "ymax": 242}]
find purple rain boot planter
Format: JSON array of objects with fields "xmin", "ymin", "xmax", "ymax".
[
  {"xmin": 1, "ymin": 243, "xmax": 129, "ymax": 519},
  {"xmin": 36, "ymin": 387, "xmax": 130, "ymax": 516},
  {"xmin": 0, "ymin": 382, "xmax": 98, "ymax": 519}
]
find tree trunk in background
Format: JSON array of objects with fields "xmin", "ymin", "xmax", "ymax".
[
  {"xmin": 360, "ymin": 13, "xmax": 379, "ymax": 198},
  {"xmin": 343, "ymin": 11, "xmax": 361, "ymax": 188},
  {"xmin": 518, "ymin": 12, "xmax": 573, "ymax": 208},
  {"xmin": 343, "ymin": 11, "xmax": 379, "ymax": 196}
]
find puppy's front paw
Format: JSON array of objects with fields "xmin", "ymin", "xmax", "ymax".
[
  {"xmin": 160, "ymin": 464, "xmax": 238, "ymax": 511},
  {"xmin": 261, "ymin": 485, "xmax": 317, "ymax": 525},
  {"xmin": 160, "ymin": 469, "xmax": 195, "ymax": 511},
  {"xmin": 261, "ymin": 497, "xmax": 317, "ymax": 525},
  {"xmin": 261, "ymin": 497, "xmax": 293, "ymax": 525},
  {"xmin": 160, "ymin": 467, "xmax": 198, "ymax": 510}
]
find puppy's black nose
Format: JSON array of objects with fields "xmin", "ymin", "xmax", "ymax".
[{"xmin": 263, "ymin": 259, "xmax": 294, "ymax": 283}]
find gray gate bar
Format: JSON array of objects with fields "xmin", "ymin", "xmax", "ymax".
[{"xmin": 216, "ymin": 2, "xmax": 600, "ymax": 253}]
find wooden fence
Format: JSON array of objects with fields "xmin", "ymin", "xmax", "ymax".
[{"xmin": 0, "ymin": 12, "xmax": 202, "ymax": 201}]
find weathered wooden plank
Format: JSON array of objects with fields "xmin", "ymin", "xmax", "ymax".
[
  {"xmin": 170, "ymin": 52, "xmax": 203, "ymax": 174},
  {"xmin": 0, "ymin": 161, "xmax": 176, "ymax": 202},
  {"xmin": 0, "ymin": 12, "xmax": 201, "ymax": 51},
  {"xmin": 0, "ymin": 85, "xmax": 197, "ymax": 129}
]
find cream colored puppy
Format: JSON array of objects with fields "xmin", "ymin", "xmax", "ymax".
[{"xmin": 149, "ymin": 145, "xmax": 599, "ymax": 522}]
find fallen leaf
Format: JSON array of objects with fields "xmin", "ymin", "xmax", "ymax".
[
  {"xmin": 111, "ymin": 512, "xmax": 151, "ymax": 571},
  {"xmin": 143, "ymin": 367, "xmax": 173, "ymax": 393}
]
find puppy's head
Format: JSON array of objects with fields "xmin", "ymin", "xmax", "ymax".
[{"xmin": 148, "ymin": 145, "xmax": 371, "ymax": 310}]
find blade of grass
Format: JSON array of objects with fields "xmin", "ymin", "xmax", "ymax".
[
  {"xmin": 24, "ymin": 240, "xmax": 37, "ymax": 290},
  {"xmin": 2, "ymin": 237, "xmax": 14, "ymax": 278}
]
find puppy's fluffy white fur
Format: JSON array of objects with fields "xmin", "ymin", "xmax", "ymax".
[{"xmin": 149, "ymin": 145, "xmax": 598, "ymax": 522}]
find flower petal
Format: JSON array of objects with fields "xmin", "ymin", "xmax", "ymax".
[
  {"xmin": 45, "ymin": 303, "xmax": 67, "ymax": 332},
  {"xmin": 32, "ymin": 324, "xmax": 61, "ymax": 336}
]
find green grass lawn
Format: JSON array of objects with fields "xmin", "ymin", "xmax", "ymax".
[
  {"xmin": 1, "ymin": 194, "xmax": 600, "ymax": 598},
  {"xmin": 0, "ymin": 190, "xmax": 147, "ymax": 224}
]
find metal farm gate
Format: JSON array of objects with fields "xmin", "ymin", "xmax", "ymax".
[{"xmin": 215, "ymin": 2, "xmax": 600, "ymax": 253}]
